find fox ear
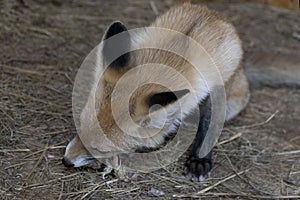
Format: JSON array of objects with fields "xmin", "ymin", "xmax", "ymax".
[
  {"xmin": 102, "ymin": 21, "xmax": 130, "ymax": 68},
  {"xmin": 148, "ymin": 89, "xmax": 190, "ymax": 110}
]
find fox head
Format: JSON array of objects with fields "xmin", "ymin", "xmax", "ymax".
[{"xmin": 62, "ymin": 21, "xmax": 209, "ymax": 168}]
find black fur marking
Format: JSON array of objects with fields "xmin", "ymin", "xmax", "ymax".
[
  {"xmin": 104, "ymin": 22, "xmax": 127, "ymax": 39},
  {"xmin": 62, "ymin": 157, "xmax": 74, "ymax": 168},
  {"xmin": 103, "ymin": 21, "xmax": 130, "ymax": 68},
  {"xmin": 148, "ymin": 89, "xmax": 189, "ymax": 108},
  {"xmin": 185, "ymin": 156, "xmax": 212, "ymax": 180},
  {"xmin": 185, "ymin": 97, "xmax": 213, "ymax": 181}
]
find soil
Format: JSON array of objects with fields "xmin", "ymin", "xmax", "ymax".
[{"xmin": 0, "ymin": 0, "xmax": 299, "ymax": 199}]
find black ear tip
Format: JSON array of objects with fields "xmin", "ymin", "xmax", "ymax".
[
  {"xmin": 102, "ymin": 21, "xmax": 130, "ymax": 68},
  {"xmin": 111, "ymin": 21, "xmax": 127, "ymax": 29},
  {"xmin": 105, "ymin": 21, "xmax": 128, "ymax": 39}
]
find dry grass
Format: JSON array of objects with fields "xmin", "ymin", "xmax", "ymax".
[{"xmin": 0, "ymin": 0, "xmax": 299, "ymax": 199}]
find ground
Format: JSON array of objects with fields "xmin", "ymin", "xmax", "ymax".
[{"xmin": 0, "ymin": 0, "xmax": 299, "ymax": 199}]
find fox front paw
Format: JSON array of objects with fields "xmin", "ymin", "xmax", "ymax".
[{"xmin": 185, "ymin": 156, "xmax": 212, "ymax": 182}]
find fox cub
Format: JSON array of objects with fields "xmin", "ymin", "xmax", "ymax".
[{"xmin": 62, "ymin": 3, "xmax": 249, "ymax": 182}]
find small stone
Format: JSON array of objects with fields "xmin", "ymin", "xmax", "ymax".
[{"xmin": 149, "ymin": 187, "xmax": 165, "ymax": 196}]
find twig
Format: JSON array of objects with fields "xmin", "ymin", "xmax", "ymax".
[
  {"xmin": 150, "ymin": 1, "xmax": 159, "ymax": 15},
  {"xmin": 80, "ymin": 179, "xmax": 118, "ymax": 199},
  {"xmin": 44, "ymin": 85, "xmax": 64, "ymax": 94},
  {"xmin": 173, "ymin": 192, "xmax": 300, "ymax": 199},
  {"xmin": 23, "ymin": 172, "xmax": 82, "ymax": 189},
  {"xmin": 4, "ymin": 161, "xmax": 28, "ymax": 170},
  {"xmin": 0, "ymin": 64, "xmax": 46, "ymax": 76},
  {"xmin": 23, "ymin": 109, "xmax": 62, "ymax": 116},
  {"xmin": 292, "ymin": 32, "xmax": 300, "ymax": 41},
  {"xmin": 148, "ymin": 173, "xmax": 183, "ymax": 185},
  {"xmin": 24, "ymin": 145, "xmax": 65, "ymax": 158},
  {"xmin": 25, "ymin": 145, "xmax": 48, "ymax": 180},
  {"xmin": 58, "ymin": 181, "xmax": 64, "ymax": 200},
  {"xmin": 274, "ymin": 150, "xmax": 300, "ymax": 156},
  {"xmin": 197, "ymin": 169, "xmax": 250, "ymax": 194},
  {"xmin": 290, "ymin": 171, "xmax": 300, "ymax": 175},
  {"xmin": 216, "ymin": 132, "xmax": 242, "ymax": 146},
  {"xmin": 236, "ymin": 110, "xmax": 279, "ymax": 129},
  {"xmin": 0, "ymin": 149, "xmax": 30, "ymax": 153},
  {"xmin": 109, "ymin": 187, "xmax": 140, "ymax": 195},
  {"xmin": 48, "ymin": 145, "xmax": 66, "ymax": 150},
  {"xmin": 0, "ymin": 108, "xmax": 15, "ymax": 122},
  {"xmin": 5, "ymin": 92, "xmax": 66, "ymax": 109},
  {"xmin": 63, "ymin": 72, "xmax": 73, "ymax": 84},
  {"xmin": 42, "ymin": 130, "xmax": 69, "ymax": 136}
]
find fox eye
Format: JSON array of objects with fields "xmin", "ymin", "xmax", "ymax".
[{"xmin": 148, "ymin": 89, "xmax": 190, "ymax": 108}]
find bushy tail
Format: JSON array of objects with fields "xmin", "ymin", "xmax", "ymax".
[{"xmin": 245, "ymin": 53, "xmax": 300, "ymax": 88}]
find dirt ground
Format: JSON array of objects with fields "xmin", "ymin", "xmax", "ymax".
[{"xmin": 0, "ymin": 0, "xmax": 299, "ymax": 199}]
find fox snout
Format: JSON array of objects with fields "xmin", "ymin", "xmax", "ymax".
[
  {"xmin": 62, "ymin": 157, "xmax": 74, "ymax": 168},
  {"xmin": 62, "ymin": 135, "xmax": 95, "ymax": 168}
]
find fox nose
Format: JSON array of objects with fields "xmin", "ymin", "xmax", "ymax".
[{"xmin": 62, "ymin": 157, "xmax": 74, "ymax": 167}]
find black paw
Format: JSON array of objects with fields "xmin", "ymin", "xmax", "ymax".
[{"xmin": 185, "ymin": 156, "xmax": 212, "ymax": 182}]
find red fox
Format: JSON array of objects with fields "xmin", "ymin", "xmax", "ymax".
[{"xmin": 62, "ymin": 3, "xmax": 250, "ymax": 182}]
